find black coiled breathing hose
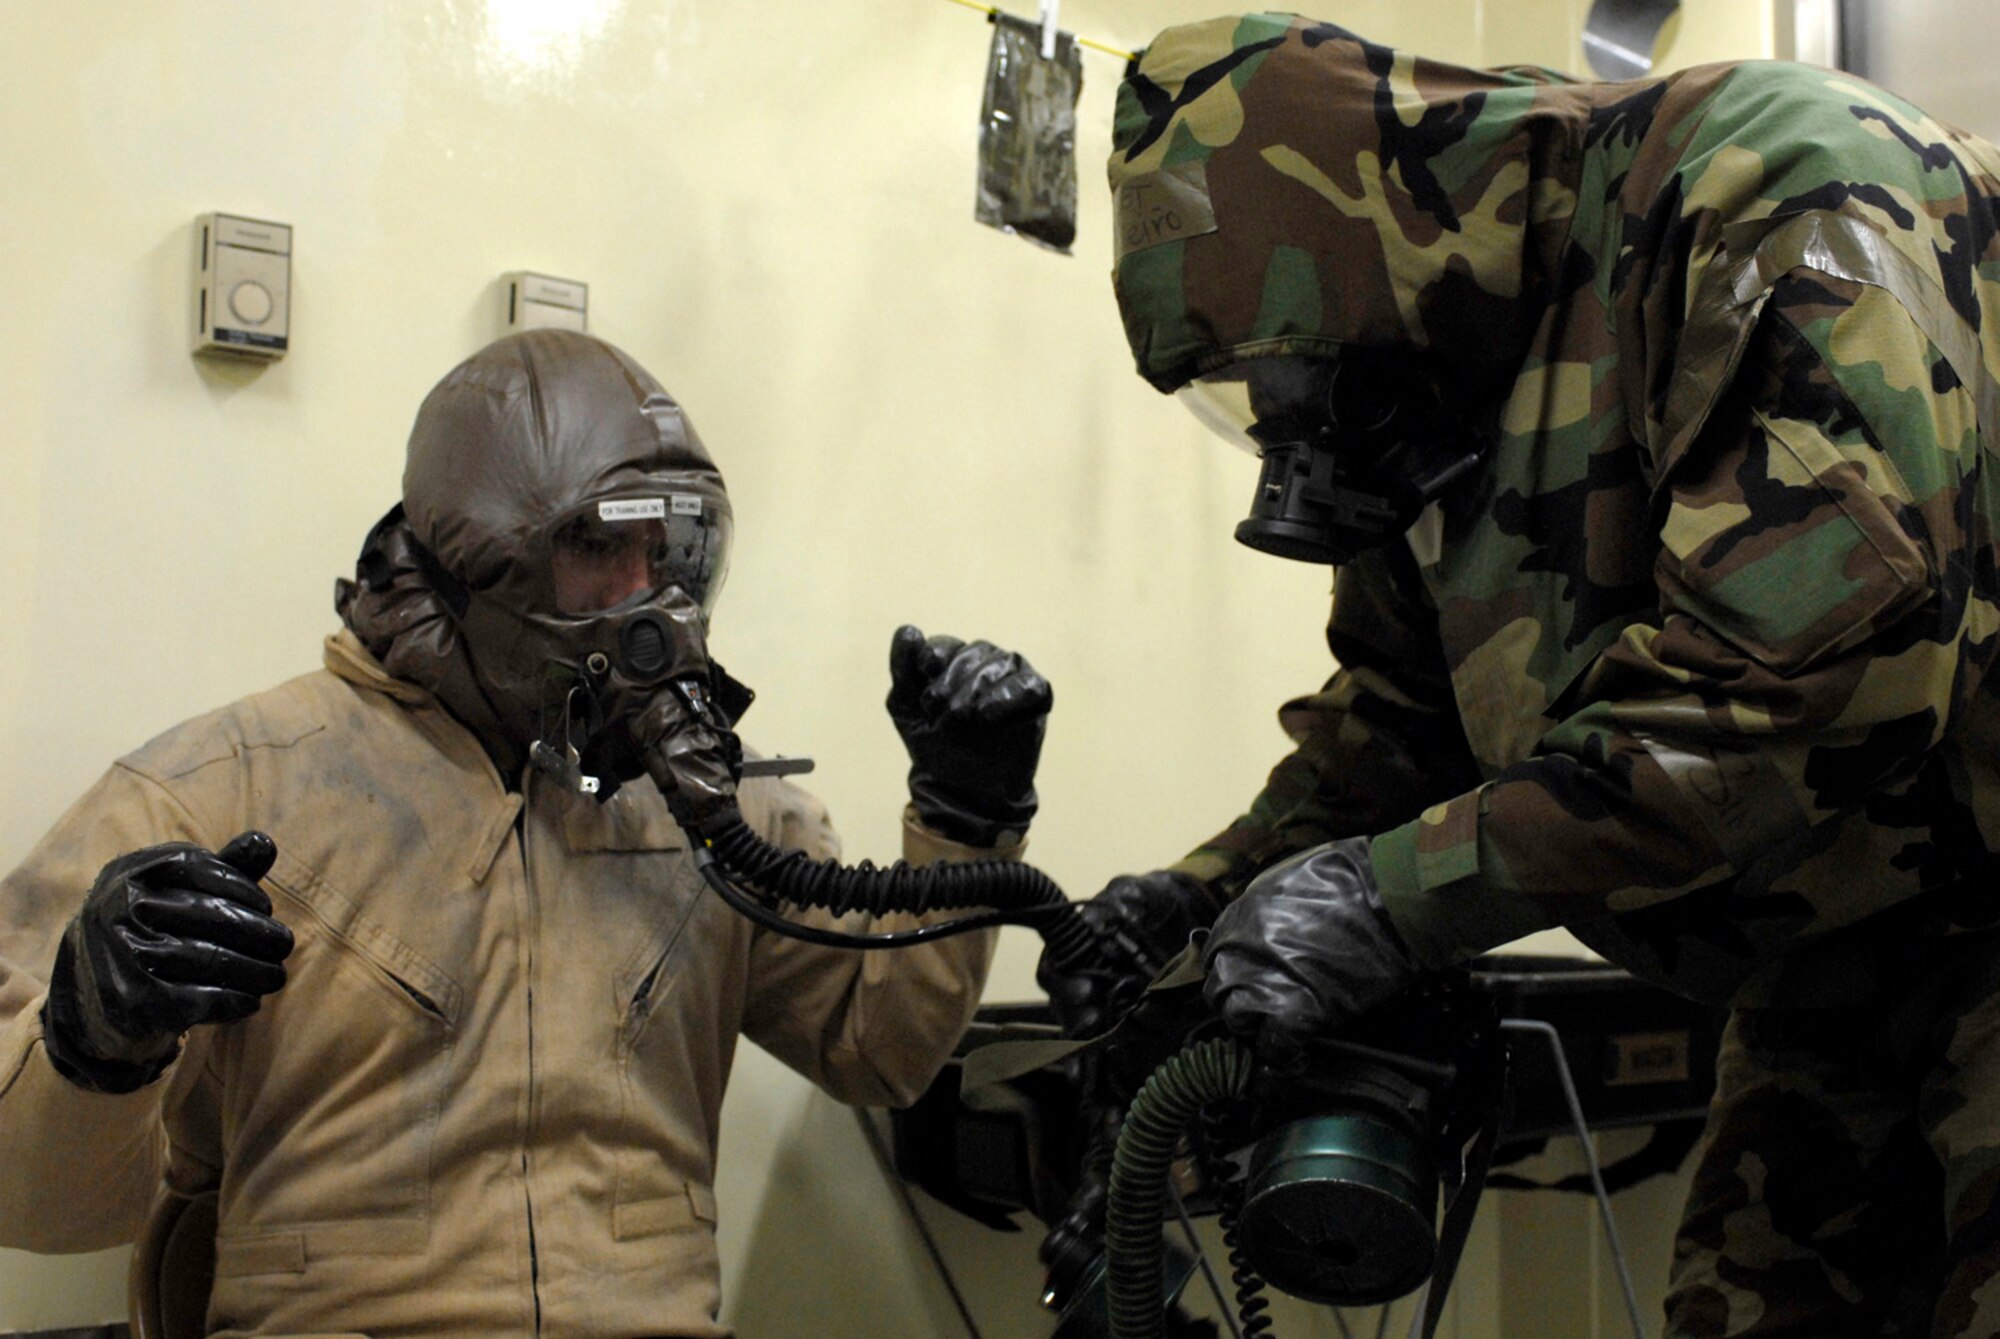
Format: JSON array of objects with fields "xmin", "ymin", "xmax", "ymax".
[
  {"xmin": 1197, "ymin": 1111, "xmax": 1274, "ymax": 1337},
  {"xmin": 1107, "ymin": 1037, "xmax": 1257, "ymax": 1339},
  {"xmin": 691, "ymin": 810, "xmax": 1098, "ymax": 968}
]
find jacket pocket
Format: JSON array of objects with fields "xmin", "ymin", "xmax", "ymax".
[
  {"xmin": 612, "ymin": 1180, "xmax": 717, "ymax": 1242},
  {"xmin": 618, "ymin": 858, "xmax": 713, "ymax": 1046},
  {"xmin": 1659, "ymin": 403, "xmax": 1933, "ymax": 678},
  {"xmin": 611, "ymin": 857, "xmax": 738, "ymax": 1227},
  {"xmin": 215, "ymin": 1219, "xmax": 428, "ymax": 1279},
  {"xmin": 209, "ymin": 857, "xmax": 459, "ymax": 1247}
]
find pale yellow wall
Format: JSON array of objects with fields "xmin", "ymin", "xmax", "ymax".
[
  {"xmin": 1854, "ymin": 0, "xmax": 2000, "ymax": 140},
  {"xmin": 0, "ymin": 2, "xmax": 1776, "ymax": 1336},
  {"xmin": 1476, "ymin": 0, "xmax": 1772, "ymax": 72}
]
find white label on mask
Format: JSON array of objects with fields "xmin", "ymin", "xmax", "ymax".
[
  {"xmin": 1406, "ymin": 501, "xmax": 1445, "ymax": 569},
  {"xmin": 599, "ymin": 498, "xmax": 667, "ymax": 521},
  {"xmin": 670, "ymin": 494, "xmax": 704, "ymax": 516}
]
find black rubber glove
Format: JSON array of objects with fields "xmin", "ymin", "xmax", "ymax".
[
  {"xmin": 1034, "ymin": 870, "xmax": 1220, "ymax": 1039},
  {"xmin": 887, "ymin": 624, "xmax": 1051, "ymax": 847},
  {"xmin": 41, "ymin": 832, "xmax": 294, "ymax": 1094},
  {"xmin": 1201, "ymin": 836, "xmax": 1419, "ymax": 1068}
]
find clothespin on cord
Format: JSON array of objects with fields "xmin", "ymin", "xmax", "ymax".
[{"xmin": 941, "ymin": 0, "xmax": 1134, "ymax": 61}]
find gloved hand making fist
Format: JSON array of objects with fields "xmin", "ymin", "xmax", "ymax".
[
  {"xmin": 887, "ymin": 624, "xmax": 1051, "ymax": 848},
  {"xmin": 1201, "ymin": 836, "xmax": 1420, "ymax": 1068},
  {"xmin": 1035, "ymin": 869, "xmax": 1221, "ymax": 1039},
  {"xmin": 41, "ymin": 831, "xmax": 294, "ymax": 1093}
]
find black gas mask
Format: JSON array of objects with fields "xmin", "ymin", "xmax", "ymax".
[
  {"xmin": 406, "ymin": 484, "xmax": 748, "ymax": 804},
  {"xmin": 514, "ymin": 494, "xmax": 751, "ymax": 810},
  {"xmin": 1179, "ymin": 350, "xmax": 1486, "ymax": 565}
]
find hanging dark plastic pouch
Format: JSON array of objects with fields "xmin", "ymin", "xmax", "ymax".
[{"xmin": 975, "ymin": 12, "xmax": 1083, "ymax": 253}]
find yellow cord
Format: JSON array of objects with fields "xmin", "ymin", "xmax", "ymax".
[
  {"xmin": 942, "ymin": 0, "xmax": 1137, "ymax": 62},
  {"xmin": 1075, "ymin": 34, "xmax": 1137, "ymax": 61}
]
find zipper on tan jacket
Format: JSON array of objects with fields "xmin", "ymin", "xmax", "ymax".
[{"xmin": 516, "ymin": 786, "xmax": 544, "ymax": 1337}]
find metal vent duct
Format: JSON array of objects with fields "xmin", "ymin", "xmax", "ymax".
[{"xmin": 1582, "ymin": 0, "xmax": 1682, "ymax": 79}]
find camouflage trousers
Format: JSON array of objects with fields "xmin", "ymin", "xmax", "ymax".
[{"xmin": 1662, "ymin": 929, "xmax": 2000, "ymax": 1338}]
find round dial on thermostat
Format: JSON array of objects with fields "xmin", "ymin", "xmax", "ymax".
[{"xmin": 229, "ymin": 280, "xmax": 274, "ymax": 326}]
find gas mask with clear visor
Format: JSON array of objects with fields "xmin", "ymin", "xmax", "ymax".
[
  {"xmin": 448, "ymin": 483, "xmax": 735, "ymax": 788},
  {"xmin": 1179, "ymin": 350, "xmax": 1486, "ymax": 565}
]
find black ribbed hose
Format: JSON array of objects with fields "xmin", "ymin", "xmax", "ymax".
[
  {"xmin": 693, "ymin": 811, "xmax": 1097, "ymax": 968},
  {"xmin": 1108, "ymin": 1038, "xmax": 1258, "ymax": 1339}
]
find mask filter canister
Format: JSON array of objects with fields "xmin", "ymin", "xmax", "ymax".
[
  {"xmin": 1235, "ymin": 1106, "xmax": 1440, "ymax": 1305},
  {"xmin": 1181, "ymin": 351, "xmax": 1485, "ymax": 567},
  {"xmin": 1235, "ymin": 441, "xmax": 1405, "ymax": 565}
]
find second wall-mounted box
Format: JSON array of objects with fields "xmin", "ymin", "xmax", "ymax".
[
  {"xmin": 505, "ymin": 272, "xmax": 588, "ymax": 333},
  {"xmin": 194, "ymin": 213, "xmax": 291, "ymax": 359}
]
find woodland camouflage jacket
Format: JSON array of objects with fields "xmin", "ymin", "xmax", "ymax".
[{"xmin": 1111, "ymin": 14, "xmax": 2000, "ymax": 1005}]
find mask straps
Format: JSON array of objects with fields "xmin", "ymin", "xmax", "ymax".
[{"xmin": 528, "ymin": 683, "xmax": 603, "ymax": 797}]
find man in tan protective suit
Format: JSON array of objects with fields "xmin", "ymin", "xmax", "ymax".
[{"xmin": 0, "ymin": 329, "xmax": 1051, "ymax": 1337}]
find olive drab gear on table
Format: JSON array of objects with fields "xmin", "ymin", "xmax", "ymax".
[{"xmin": 1109, "ymin": 15, "xmax": 2000, "ymax": 1336}]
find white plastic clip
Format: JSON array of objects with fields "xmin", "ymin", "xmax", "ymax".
[{"xmin": 1038, "ymin": 0, "xmax": 1059, "ymax": 59}]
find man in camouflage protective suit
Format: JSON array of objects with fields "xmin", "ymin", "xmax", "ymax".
[{"xmin": 1037, "ymin": 13, "xmax": 2000, "ymax": 1335}]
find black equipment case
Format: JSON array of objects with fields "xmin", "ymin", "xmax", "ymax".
[{"xmin": 890, "ymin": 953, "xmax": 1727, "ymax": 1225}]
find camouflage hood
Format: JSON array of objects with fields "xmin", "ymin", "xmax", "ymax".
[
  {"xmin": 337, "ymin": 331, "xmax": 731, "ymax": 774},
  {"xmin": 1109, "ymin": 14, "xmax": 1584, "ymax": 399},
  {"xmin": 1110, "ymin": 14, "xmax": 2000, "ymax": 471}
]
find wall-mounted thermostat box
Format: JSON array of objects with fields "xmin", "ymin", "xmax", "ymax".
[
  {"xmin": 505, "ymin": 272, "xmax": 588, "ymax": 333},
  {"xmin": 194, "ymin": 213, "xmax": 291, "ymax": 359}
]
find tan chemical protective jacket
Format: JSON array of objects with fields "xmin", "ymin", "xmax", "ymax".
[{"xmin": 0, "ymin": 630, "xmax": 997, "ymax": 1337}]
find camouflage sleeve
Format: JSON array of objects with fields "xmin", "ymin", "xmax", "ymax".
[
  {"xmin": 1172, "ymin": 539, "xmax": 1484, "ymax": 902},
  {"xmin": 1487, "ymin": 63, "xmax": 1586, "ymax": 86},
  {"xmin": 1372, "ymin": 269, "xmax": 1987, "ymax": 991}
]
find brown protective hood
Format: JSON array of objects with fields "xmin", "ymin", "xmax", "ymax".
[
  {"xmin": 338, "ymin": 330, "xmax": 729, "ymax": 773},
  {"xmin": 336, "ymin": 508, "xmax": 516, "ymax": 770},
  {"xmin": 402, "ymin": 330, "xmax": 725, "ymax": 595}
]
